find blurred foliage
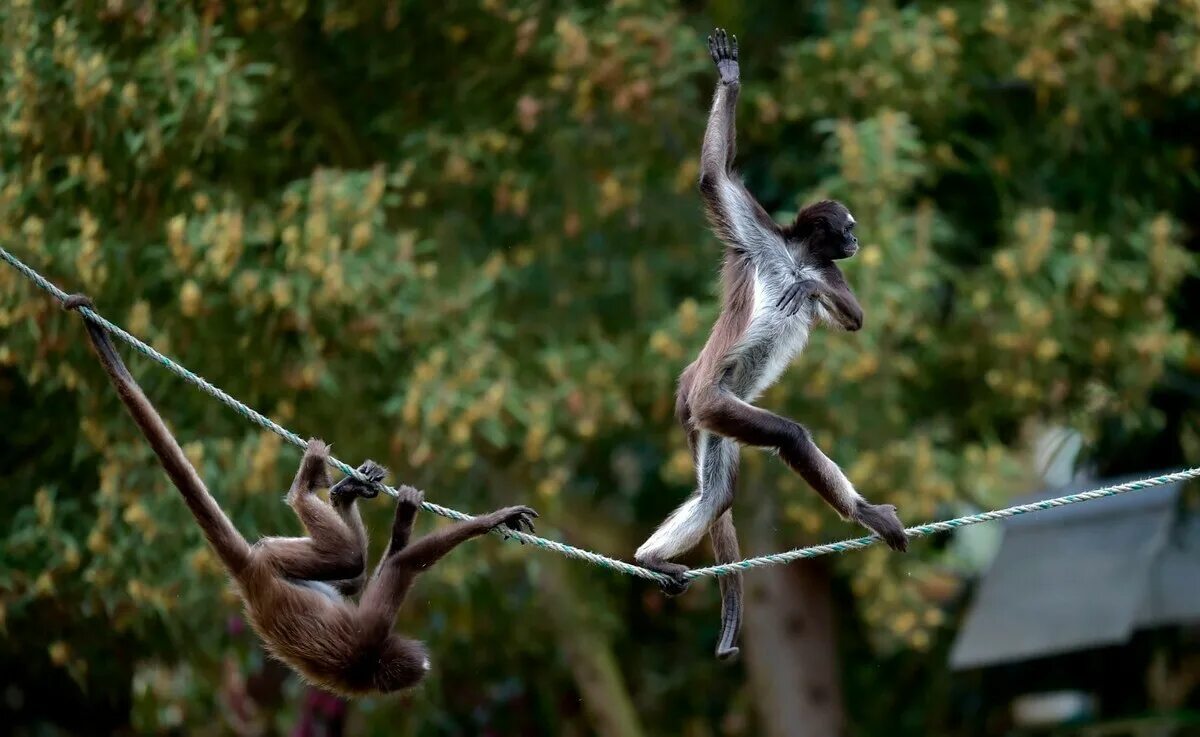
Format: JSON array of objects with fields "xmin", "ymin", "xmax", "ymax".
[{"xmin": 1, "ymin": 0, "xmax": 1197, "ymax": 735}]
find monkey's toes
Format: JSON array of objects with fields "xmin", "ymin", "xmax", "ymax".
[
  {"xmin": 299, "ymin": 439, "xmax": 333, "ymax": 487},
  {"xmin": 658, "ymin": 575, "xmax": 690, "ymax": 597},
  {"xmin": 640, "ymin": 560, "xmax": 691, "ymax": 596},
  {"xmin": 395, "ymin": 485, "xmax": 424, "ymax": 508},
  {"xmin": 304, "ymin": 438, "xmax": 330, "ymax": 460},
  {"xmin": 63, "ymin": 293, "xmax": 94, "ymax": 311},
  {"xmin": 854, "ymin": 502, "xmax": 909, "ymax": 552},
  {"xmin": 498, "ymin": 506, "xmax": 538, "ymax": 541}
]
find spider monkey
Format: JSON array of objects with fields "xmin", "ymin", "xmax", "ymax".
[
  {"xmin": 64, "ymin": 294, "xmax": 538, "ymax": 696},
  {"xmin": 634, "ymin": 30, "xmax": 908, "ymax": 661}
]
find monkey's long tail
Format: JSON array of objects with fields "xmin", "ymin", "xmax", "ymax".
[
  {"xmin": 711, "ymin": 510, "xmax": 742, "ymax": 661},
  {"xmin": 74, "ymin": 310, "xmax": 254, "ymax": 575}
]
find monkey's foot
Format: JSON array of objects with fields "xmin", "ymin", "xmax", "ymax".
[
  {"xmin": 330, "ymin": 459, "xmax": 388, "ymax": 500},
  {"xmin": 298, "ymin": 439, "xmax": 333, "ymax": 491},
  {"xmin": 707, "ymin": 28, "xmax": 739, "ymax": 85},
  {"xmin": 395, "ymin": 485, "xmax": 425, "ymax": 510},
  {"xmin": 63, "ymin": 293, "xmax": 94, "ymax": 311},
  {"xmin": 491, "ymin": 505, "xmax": 538, "ymax": 543},
  {"xmin": 639, "ymin": 558, "xmax": 691, "ymax": 597},
  {"xmin": 853, "ymin": 501, "xmax": 909, "ymax": 552}
]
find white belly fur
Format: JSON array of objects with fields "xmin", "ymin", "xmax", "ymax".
[{"xmin": 731, "ymin": 265, "xmax": 818, "ymax": 401}]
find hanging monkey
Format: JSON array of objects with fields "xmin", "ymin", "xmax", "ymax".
[{"xmin": 65, "ymin": 294, "xmax": 538, "ymax": 695}]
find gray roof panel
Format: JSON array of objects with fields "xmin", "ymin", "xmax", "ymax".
[{"xmin": 948, "ymin": 472, "xmax": 1188, "ymax": 670}]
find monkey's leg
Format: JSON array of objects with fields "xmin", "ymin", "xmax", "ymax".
[
  {"xmin": 694, "ymin": 390, "xmax": 908, "ymax": 552},
  {"xmin": 678, "ymin": 376, "xmax": 745, "ymax": 659},
  {"xmin": 635, "ymin": 432, "xmax": 739, "ymax": 593},
  {"xmin": 326, "ymin": 460, "xmax": 386, "ymax": 596},
  {"xmin": 357, "ymin": 499, "xmax": 537, "ymax": 636},
  {"xmin": 252, "ymin": 441, "xmax": 367, "ymax": 582}
]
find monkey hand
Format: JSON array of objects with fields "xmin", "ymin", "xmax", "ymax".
[
  {"xmin": 395, "ymin": 485, "xmax": 425, "ymax": 510},
  {"xmin": 775, "ymin": 279, "xmax": 819, "ymax": 317},
  {"xmin": 708, "ymin": 28, "xmax": 739, "ymax": 85},
  {"xmin": 330, "ymin": 460, "xmax": 388, "ymax": 501},
  {"xmin": 488, "ymin": 506, "xmax": 538, "ymax": 543}
]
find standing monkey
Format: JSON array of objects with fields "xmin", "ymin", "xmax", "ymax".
[
  {"xmin": 64, "ymin": 294, "xmax": 537, "ymax": 695},
  {"xmin": 634, "ymin": 30, "xmax": 908, "ymax": 660}
]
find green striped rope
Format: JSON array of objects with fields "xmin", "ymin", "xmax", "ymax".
[
  {"xmin": 683, "ymin": 466, "xmax": 1200, "ymax": 579},
  {"xmin": 0, "ymin": 246, "xmax": 671, "ymax": 584},
  {"xmin": 3, "ymin": 246, "xmax": 1197, "ymax": 586}
]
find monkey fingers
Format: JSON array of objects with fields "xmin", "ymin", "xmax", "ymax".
[
  {"xmin": 775, "ymin": 279, "xmax": 817, "ymax": 316},
  {"xmin": 710, "ymin": 28, "xmax": 730, "ymax": 60},
  {"xmin": 775, "ymin": 283, "xmax": 803, "ymax": 314},
  {"xmin": 707, "ymin": 28, "xmax": 740, "ymax": 83}
]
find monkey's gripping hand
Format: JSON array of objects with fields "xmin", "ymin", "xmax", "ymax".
[
  {"xmin": 775, "ymin": 279, "xmax": 820, "ymax": 317},
  {"xmin": 708, "ymin": 28, "xmax": 739, "ymax": 85},
  {"xmin": 330, "ymin": 460, "xmax": 388, "ymax": 501}
]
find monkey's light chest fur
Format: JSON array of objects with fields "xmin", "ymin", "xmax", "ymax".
[{"xmin": 727, "ymin": 262, "xmax": 825, "ymax": 402}]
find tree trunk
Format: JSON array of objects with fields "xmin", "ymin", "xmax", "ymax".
[
  {"xmin": 743, "ymin": 502, "xmax": 845, "ymax": 737},
  {"xmin": 543, "ymin": 560, "xmax": 645, "ymax": 737}
]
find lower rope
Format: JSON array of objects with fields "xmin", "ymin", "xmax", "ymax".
[{"xmin": 3, "ymin": 246, "xmax": 1197, "ymax": 584}]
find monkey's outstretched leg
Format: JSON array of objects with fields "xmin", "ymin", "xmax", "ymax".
[
  {"xmin": 357, "ymin": 491, "xmax": 537, "ymax": 636},
  {"xmin": 694, "ymin": 389, "xmax": 908, "ymax": 551}
]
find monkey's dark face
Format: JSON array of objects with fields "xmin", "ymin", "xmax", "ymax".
[
  {"xmin": 817, "ymin": 214, "xmax": 858, "ymax": 260},
  {"xmin": 788, "ymin": 200, "xmax": 859, "ymax": 261}
]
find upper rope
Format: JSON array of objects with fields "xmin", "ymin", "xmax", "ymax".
[{"xmin": 3, "ymin": 246, "xmax": 1198, "ymax": 584}]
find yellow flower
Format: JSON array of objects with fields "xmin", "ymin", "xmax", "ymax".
[
  {"xmin": 180, "ymin": 280, "xmax": 202, "ymax": 316},
  {"xmin": 49, "ymin": 641, "xmax": 70, "ymax": 666},
  {"xmin": 34, "ymin": 487, "xmax": 53, "ymax": 526}
]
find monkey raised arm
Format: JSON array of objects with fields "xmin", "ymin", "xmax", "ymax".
[
  {"xmin": 697, "ymin": 29, "xmax": 783, "ymax": 256},
  {"xmin": 701, "ymin": 29, "xmax": 740, "ymax": 176}
]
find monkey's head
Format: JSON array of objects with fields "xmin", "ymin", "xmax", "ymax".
[
  {"xmin": 373, "ymin": 637, "xmax": 432, "ymax": 693},
  {"xmin": 786, "ymin": 199, "xmax": 858, "ymax": 261}
]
